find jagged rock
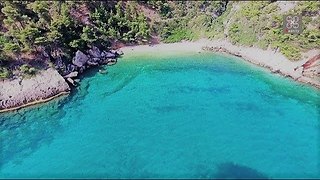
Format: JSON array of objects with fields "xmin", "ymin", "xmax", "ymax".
[
  {"xmin": 64, "ymin": 71, "xmax": 78, "ymax": 78},
  {"xmin": 54, "ymin": 56, "xmax": 66, "ymax": 70},
  {"xmin": 78, "ymin": 66, "xmax": 86, "ymax": 74},
  {"xmin": 272, "ymin": 69, "xmax": 280, "ymax": 73},
  {"xmin": 88, "ymin": 46, "xmax": 101, "ymax": 58},
  {"xmin": 66, "ymin": 77, "xmax": 76, "ymax": 86},
  {"xmin": 100, "ymin": 51, "xmax": 107, "ymax": 57},
  {"xmin": 100, "ymin": 59, "xmax": 109, "ymax": 65},
  {"xmin": 91, "ymin": 57, "xmax": 101, "ymax": 63},
  {"xmin": 233, "ymin": 52, "xmax": 242, "ymax": 57},
  {"xmin": 73, "ymin": 50, "xmax": 89, "ymax": 67},
  {"xmin": 116, "ymin": 50, "xmax": 124, "ymax": 55},
  {"xmin": 101, "ymin": 51, "xmax": 116, "ymax": 58},
  {"xmin": 111, "ymin": 49, "xmax": 123, "ymax": 56},
  {"xmin": 87, "ymin": 60, "xmax": 99, "ymax": 66},
  {"xmin": 107, "ymin": 59, "xmax": 117, "ymax": 66},
  {"xmin": 65, "ymin": 64, "xmax": 77, "ymax": 73}
]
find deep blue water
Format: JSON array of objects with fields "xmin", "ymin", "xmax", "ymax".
[{"xmin": 0, "ymin": 52, "xmax": 319, "ymax": 178}]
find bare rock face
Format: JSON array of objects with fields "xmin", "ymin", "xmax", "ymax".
[
  {"xmin": 64, "ymin": 71, "xmax": 78, "ymax": 78},
  {"xmin": 87, "ymin": 60, "xmax": 99, "ymax": 66},
  {"xmin": 54, "ymin": 47, "xmax": 122, "ymax": 76},
  {"xmin": 66, "ymin": 77, "xmax": 76, "ymax": 86},
  {"xmin": 88, "ymin": 46, "xmax": 101, "ymax": 58},
  {"xmin": 0, "ymin": 68, "xmax": 70, "ymax": 111},
  {"xmin": 101, "ymin": 51, "xmax": 116, "ymax": 58},
  {"xmin": 73, "ymin": 50, "xmax": 89, "ymax": 67}
]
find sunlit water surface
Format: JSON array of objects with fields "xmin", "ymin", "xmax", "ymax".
[{"xmin": 0, "ymin": 52, "xmax": 319, "ymax": 178}]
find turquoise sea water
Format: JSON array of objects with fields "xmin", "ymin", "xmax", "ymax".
[{"xmin": 0, "ymin": 52, "xmax": 319, "ymax": 178}]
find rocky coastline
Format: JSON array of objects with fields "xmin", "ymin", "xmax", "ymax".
[
  {"xmin": 54, "ymin": 46, "xmax": 123, "ymax": 87},
  {"xmin": 0, "ymin": 68, "xmax": 70, "ymax": 113},
  {"xmin": 0, "ymin": 46, "xmax": 123, "ymax": 113},
  {"xmin": 1, "ymin": 40, "xmax": 319, "ymax": 113}
]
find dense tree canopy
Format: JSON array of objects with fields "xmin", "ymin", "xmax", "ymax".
[
  {"xmin": 0, "ymin": 1, "xmax": 319, "ymax": 78},
  {"xmin": 0, "ymin": 1, "xmax": 150, "ymax": 61}
]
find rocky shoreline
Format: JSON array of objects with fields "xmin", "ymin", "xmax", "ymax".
[
  {"xmin": 0, "ymin": 68, "xmax": 70, "ymax": 113},
  {"xmin": 1, "ymin": 40, "xmax": 319, "ymax": 113},
  {"xmin": 0, "ymin": 46, "xmax": 123, "ymax": 113},
  {"xmin": 54, "ymin": 46, "xmax": 123, "ymax": 87}
]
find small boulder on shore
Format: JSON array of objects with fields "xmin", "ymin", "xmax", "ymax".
[
  {"xmin": 101, "ymin": 51, "xmax": 116, "ymax": 58},
  {"xmin": 88, "ymin": 46, "xmax": 101, "ymax": 58},
  {"xmin": 111, "ymin": 50, "xmax": 123, "ymax": 56},
  {"xmin": 73, "ymin": 50, "xmax": 89, "ymax": 67},
  {"xmin": 66, "ymin": 77, "xmax": 76, "ymax": 86},
  {"xmin": 87, "ymin": 60, "xmax": 99, "ymax": 66},
  {"xmin": 107, "ymin": 59, "xmax": 117, "ymax": 66},
  {"xmin": 64, "ymin": 71, "xmax": 78, "ymax": 78}
]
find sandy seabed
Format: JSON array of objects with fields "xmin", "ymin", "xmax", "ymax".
[{"xmin": 120, "ymin": 38, "xmax": 320, "ymax": 88}]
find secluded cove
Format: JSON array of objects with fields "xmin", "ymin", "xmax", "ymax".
[{"xmin": 0, "ymin": 52, "xmax": 319, "ymax": 178}]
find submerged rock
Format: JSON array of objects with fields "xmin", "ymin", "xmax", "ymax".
[
  {"xmin": 99, "ymin": 69, "xmax": 108, "ymax": 74},
  {"xmin": 74, "ymin": 79, "xmax": 80, "ymax": 83},
  {"xmin": 107, "ymin": 59, "xmax": 117, "ymax": 66}
]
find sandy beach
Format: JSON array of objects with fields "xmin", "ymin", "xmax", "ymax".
[
  {"xmin": 0, "ymin": 39, "xmax": 319, "ymax": 113},
  {"xmin": 120, "ymin": 39, "xmax": 320, "ymax": 89}
]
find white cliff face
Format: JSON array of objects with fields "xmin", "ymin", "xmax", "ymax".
[{"xmin": 0, "ymin": 68, "xmax": 70, "ymax": 112}]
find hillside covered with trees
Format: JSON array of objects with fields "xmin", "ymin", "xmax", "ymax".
[{"xmin": 0, "ymin": 1, "xmax": 319, "ymax": 79}]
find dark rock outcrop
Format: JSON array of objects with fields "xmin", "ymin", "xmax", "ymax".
[
  {"xmin": 52, "ymin": 46, "xmax": 123, "ymax": 87},
  {"xmin": 101, "ymin": 51, "xmax": 117, "ymax": 59},
  {"xmin": 88, "ymin": 46, "xmax": 101, "ymax": 58},
  {"xmin": 0, "ymin": 45, "xmax": 123, "ymax": 112},
  {"xmin": 48, "ymin": 46, "xmax": 124, "ymax": 90},
  {"xmin": 66, "ymin": 47, "xmax": 122, "ymax": 70},
  {"xmin": 66, "ymin": 64, "xmax": 77, "ymax": 74},
  {"xmin": 73, "ymin": 50, "xmax": 89, "ymax": 67}
]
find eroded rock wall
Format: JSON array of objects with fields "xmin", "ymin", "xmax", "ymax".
[{"xmin": 0, "ymin": 68, "xmax": 70, "ymax": 111}]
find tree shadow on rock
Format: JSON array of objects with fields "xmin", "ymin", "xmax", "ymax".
[{"xmin": 214, "ymin": 162, "xmax": 269, "ymax": 179}]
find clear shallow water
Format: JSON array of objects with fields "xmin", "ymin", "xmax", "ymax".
[{"xmin": 0, "ymin": 52, "xmax": 319, "ymax": 178}]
